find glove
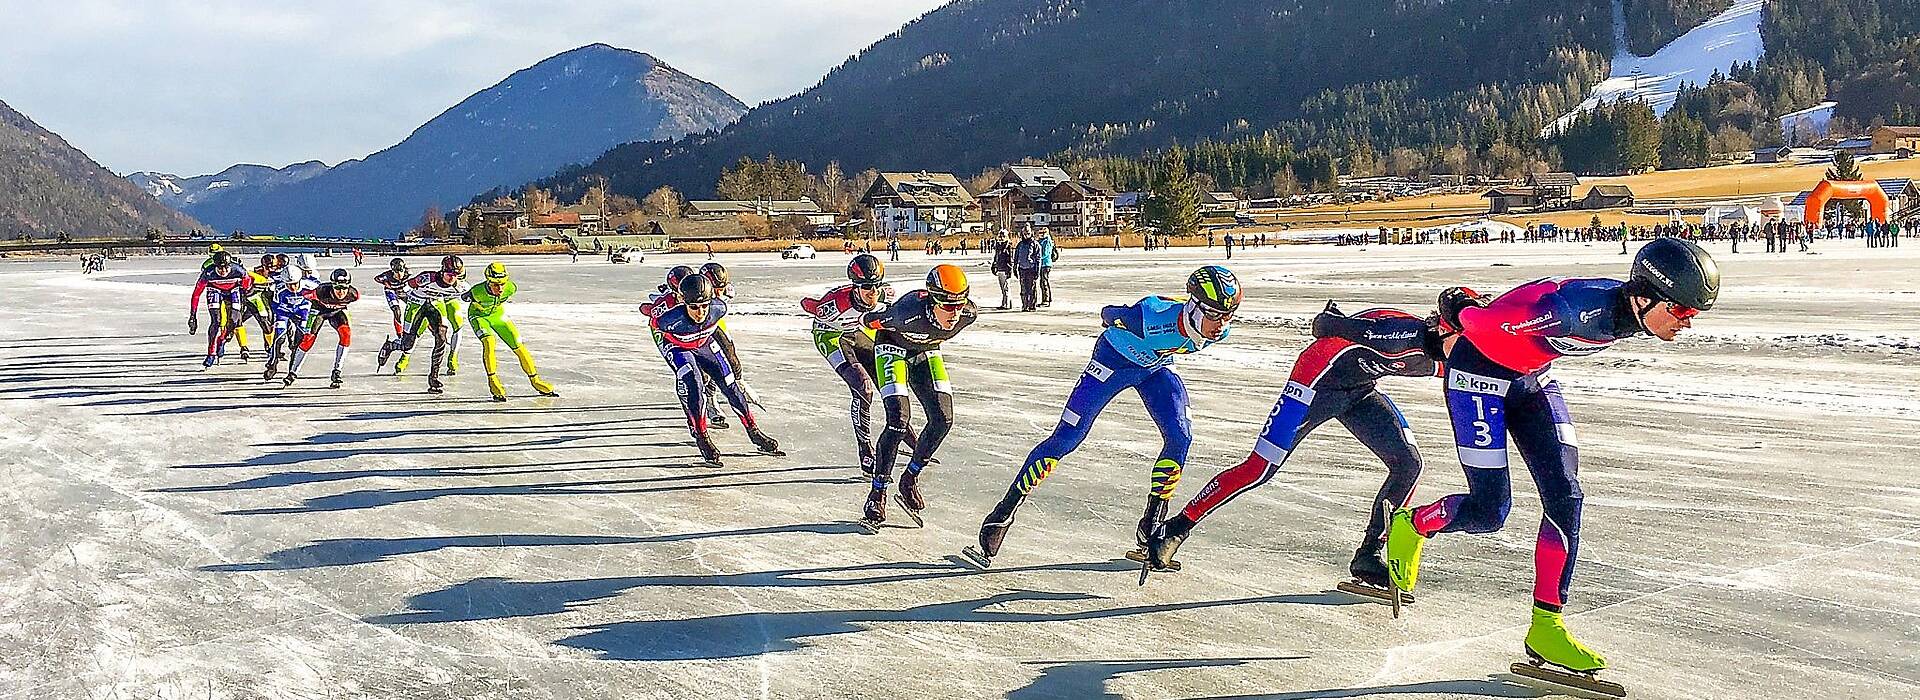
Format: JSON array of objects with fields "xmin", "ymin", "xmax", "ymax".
[
  {"xmin": 1436, "ymin": 287, "xmax": 1490, "ymax": 333},
  {"xmin": 188, "ymin": 315, "xmax": 198, "ymax": 335}
]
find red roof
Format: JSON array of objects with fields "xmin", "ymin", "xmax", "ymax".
[{"xmin": 529, "ymin": 212, "xmax": 582, "ymax": 227}]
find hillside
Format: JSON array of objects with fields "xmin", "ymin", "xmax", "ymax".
[
  {"xmin": 0, "ymin": 99, "xmax": 203, "ymax": 239},
  {"xmin": 533, "ymin": 0, "xmax": 1632, "ymax": 201},
  {"xmin": 128, "ymin": 161, "xmax": 330, "ymax": 210},
  {"xmin": 185, "ymin": 44, "xmax": 746, "ymax": 236}
]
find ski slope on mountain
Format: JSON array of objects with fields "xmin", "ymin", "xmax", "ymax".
[{"xmin": 1549, "ymin": 0, "xmax": 1766, "ymax": 134}]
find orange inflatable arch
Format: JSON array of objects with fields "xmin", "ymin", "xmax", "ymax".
[{"xmin": 1803, "ymin": 180, "xmax": 1890, "ymax": 224}]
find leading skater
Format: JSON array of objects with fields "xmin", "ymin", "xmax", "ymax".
[
  {"xmin": 856, "ymin": 264, "xmax": 978, "ymax": 531},
  {"xmin": 1383, "ymin": 237, "xmax": 1720, "ymax": 695},
  {"xmin": 463, "ymin": 262, "xmax": 558, "ymax": 401},
  {"xmin": 801, "ymin": 253, "xmax": 918, "ymax": 474},
  {"xmin": 965, "ymin": 266, "xmax": 1241, "ymax": 568}
]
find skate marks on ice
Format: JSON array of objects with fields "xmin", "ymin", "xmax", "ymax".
[{"xmin": 551, "ymin": 588, "xmax": 1363, "ymax": 661}]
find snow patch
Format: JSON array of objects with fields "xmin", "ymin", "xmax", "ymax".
[{"xmin": 1548, "ymin": 0, "xmax": 1766, "ymax": 135}]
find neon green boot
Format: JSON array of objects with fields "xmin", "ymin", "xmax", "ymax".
[
  {"xmin": 1384, "ymin": 506, "xmax": 1427, "ymax": 592},
  {"xmin": 1524, "ymin": 606, "xmax": 1608, "ymax": 672}
]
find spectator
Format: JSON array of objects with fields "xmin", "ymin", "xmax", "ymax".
[
  {"xmin": 888, "ymin": 237, "xmax": 901, "ymax": 262},
  {"xmin": 1014, "ymin": 229, "xmax": 1042, "ymax": 311},
  {"xmin": 1224, "ymin": 232, "xmax": 1235, "ymax": 259},
  {"xmin": 1037, "ymin": 229, "xmax": 1056, "ymax": 308},
  {"xmin": 991, "ymin": 234, "xmax": 1015, "ymax": 310}
]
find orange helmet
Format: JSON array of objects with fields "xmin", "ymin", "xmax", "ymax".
[{"xmin": 925, "ymin": 264, "xmax": 969, "ymax": 304}]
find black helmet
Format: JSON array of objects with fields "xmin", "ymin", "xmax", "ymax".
[
  {"xmin": 666, "ymin": 265, "xmax": 696, "ymax": 291},
  {"xmin": 273, "ymin": 253, "xmax": 289, "ymax": 267},
  {"xmin": 389, "ymin": 258, "xmax": 407, "ymax": 273},
  {"xmin": 258, "ymin": 254, "xmax": 274, "ymax": 267},
  {"xmin": 211, "ymin": 251, "xmax": 233, "ymax": 268},
  {"xmin": 440, "ymin": 255, "xmax": 464, "ymax": 275},
  {"xmin": 1185, "ymin": 265, "xmax": 1242, "ymax": 316},
  {"xmin": 1436, "ymin": 286, "xmax": 1489, "ymax": 333},
  {"xmin": 678, "ymin": 273, "xmax": 716, "ymax": 305},
  {"xmin": 700, "ymin": 262, "xmax": 729, "ymax": 289},
  {"xmin": 330, "ymin": 269, "xmax": 351, "ymax": 284},
  {"xmin": 847, "ymin": 254, "xmax": 884, "ymax": 285},
  {"xmin": 1630, "ymin": 238, "xmax": 1719, "ymax": 311}
]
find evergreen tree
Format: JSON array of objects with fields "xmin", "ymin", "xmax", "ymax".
[{"xmin": 1142, "ymin": 146, "xmax": 1201, "ymax": 236}]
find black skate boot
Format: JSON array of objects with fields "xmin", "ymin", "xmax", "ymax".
[
  {"xmin": 694, "ymin": 432, "xmax": 724, "ymax": 468},
  {"xmin": 329, "ymin": 370, "xmax": 343, "ymax": 389},
  {"xmin": 375, "ymin": 338, "xmax": 394, "ymax": 371},
  {"xmin": 1337, "ymin": 543, "xmax": 1414, "ymax": 604},
  {"xmin": 239, "ymin": 346, "xmax": 252, "ymax": 363},
  {"xmin": 281, "ymin": 372, "xmax": 297, "ymax": 388},
  {"xmin": 893, "ymin": 466, "xmax": 925, "ymax": 527},
  {"xmin": 1134, "ymin": 497, "xmax": 1169, "ymax": 549},
  {"xmin": 856, "ymin": 485, "xmax": 887, "ymax": 533},
  {"xmin": 961, "ymin": 491, "xmax": 1023, "ymax": 569},
  {"xmin": 426, "ymin": 378, "xmax": 445, "ymax": 394},
  {"xmin": 262, "ymin": 363, "xmax": 279, "ymax": 382},
  {"xmin": 747, "ymin": 428, "xmax": 784, "ymax": 456},
  {"xmin": 1135, "ymin": 511, "xmax": 1190, "ymax": 574}
]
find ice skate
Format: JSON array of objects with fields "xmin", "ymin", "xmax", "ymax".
[
  {"xmin": 444, "ymin": 353, "xmax": 458, "ymax": 376},
  {"xmin": 426, "ymin": 378, "xmax": 444, "ymax": 394},
  {"xmin": 394, "ymin": 352, "xmax": 411, "ymax": 375},
  {"xmin": 530, "ymin": 375, "xmax": 558, "ymax": 397},
  {"xmin": 329, "ymin": 370, "xmax": 343, "ymax": 389},
  {"xmin": 1336, "ymin": 544, "xmax": 1416, "ymax": 605},
  {"xmin": 856, "ymin": 486, "xmax": 887, "ymax": 533},
  {"xmin": 959, "ymin": 521, "xmax": 1003, "ymax": 570},
  {"xmin": 1512, "ymin": 607, "xmax": 1623, "ymax": 697},
  {"xmin": 238, "ymin": 346, "xmax": 252, "ymax": 363},
  {"xmin": 201, "ymin": 354, "xmax": 217, "ymax": 370},
  {"xmin": 892, "ymin": 467, "xmax": 925, "ymax": 527},
  {"xmin": 1384, "ymin": 503, "xmax": 1427, "ymax": 594},
  {"xmin": 694, "ymin": 433, "xmax": 724, "ymax": 468},
  {"xmin": 1134, "ymin": 512, "xmax": 1190, "ymax": 574},
  {"xmin": 375, "ymin": 338, "xmax": 393, "ymax": 371},
  {"xmin": 262, "ymin": 365, "xmax": 278, "ymax": 381},
  {"xmin": 281, "ymin": 372, "xmax": 297, "ymax": 388},
  {"xmin": 747, "ymin": 428, "xmax": 784, "ymax": 456},
  {"xmin": 487, "ymin": 374, "xmax": 508, "ymax": 402}
]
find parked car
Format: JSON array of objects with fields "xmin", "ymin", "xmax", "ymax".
[{"xmin": 781, "ymin": 243, "xmax": 817, "ymax": 259}]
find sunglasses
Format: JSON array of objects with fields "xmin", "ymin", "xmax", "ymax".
[
  {"xmin": 934, "ymin": 301, "xmax": 967, "ymax": 311},
  {"xmin": 1666, "ymin": 302, "xmax": 1699, "ymax": 321},
  {"xmin": 1198, "ymin": 306, "xmax": 1234, "ymax": 322},
  {"xmin": 853, "ymin": 283, "xmax": 882, "ymax": 291}
]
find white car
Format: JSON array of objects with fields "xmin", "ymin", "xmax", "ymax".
[{"xmin": 781, "ymin": 244, "xmax": 817, "ymax": 259}]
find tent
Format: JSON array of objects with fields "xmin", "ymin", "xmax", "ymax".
[
  {"xmin": 1704, "ymin": 205, "xmax": 1762, "ymax": 226},
  {"xmin": 1427, "ymin": 218, "xmax": 1525, "ymax": 240}
]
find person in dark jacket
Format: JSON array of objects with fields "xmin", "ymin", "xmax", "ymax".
[
  {"xmin": 1014, "ymin": 230, "xmax": 1042, "ymax": 311},
  {"xmin": 991, "ymin": 233, "xmax": 1015, "ymax": 310}
]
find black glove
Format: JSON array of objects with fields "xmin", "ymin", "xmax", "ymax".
[
  {"xmin": 1436, "ymin": 287, "xmax": 1490, "ymax": 332},
  {"xmin": 188, "ymin": 315, "xmax": 198, "ymax": 335}
]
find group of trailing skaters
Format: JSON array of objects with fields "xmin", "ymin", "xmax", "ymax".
[
  {"xmin": 188, "ymin": 249, "xmax": 555, "ymax": 402},
  {"xmin": 790, "ymin": 239, "xmax": 1717, "ymax": 697}
]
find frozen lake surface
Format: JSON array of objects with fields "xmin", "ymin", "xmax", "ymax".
[{"xmin": 3, "ymin": 240, "xmax": 1916, "ymax": 699}]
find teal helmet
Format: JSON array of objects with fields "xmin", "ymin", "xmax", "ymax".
[{"xmin": 1186, "ymin": 265, "xmax": 1242, "ymax": 317}]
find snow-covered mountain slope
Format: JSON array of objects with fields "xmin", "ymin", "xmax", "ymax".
[
  {"xmin": 1548, "ymin": 0, "xmax": 1765, "ymax": 134},
  {"xmin": 127, "ymin": 161, "xmax": 330, "ymax": 209}
]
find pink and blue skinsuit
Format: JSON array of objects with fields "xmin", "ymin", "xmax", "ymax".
[{"xmin": 1406, "ymin": 277, "xmax": 1640, "ymax": 613}]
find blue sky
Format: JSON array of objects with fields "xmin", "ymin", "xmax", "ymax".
[{"xmin": 0, "ymin": 0, "xmax": 947, "ymax": 176}]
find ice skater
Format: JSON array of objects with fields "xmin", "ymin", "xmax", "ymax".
[
  {"xmin": 376, "ymin": 256, "xmax": 466, "ymax": 394},
  {"xmin": 463, "ymin": 262, "xmax": 558, "ymax": 401},
  {"xmin": 855, "ymin": 264, "xmax": 978, "ymax": 531},
  {"xmin": 1143, "ymin": 288, "xmax": 1490, "ymax": 599},
  {"xmin": 801, "ymin": 253, "xmax": 920, "ymax": 474},
  {"xmin": 965, "ymin": 266, "xmax": 1240, "ymax": 570},
  {"xmin": 652, "ymin": 273, "xmax": 781, "ymax": 466},
  {"xmin": 644, "ymin": 266, "xmax": 731, "ymax": 428},
  {"xmin": 302, "ymin": 269, "xmax": 361, "ymax": 388},
  {"xmin": 1383, "ymin": 238, "xmax": 1720, "ymax": 697},
  {"xmin": 186, "ymin": 252, "xmax": 253, "ymax": 369}
]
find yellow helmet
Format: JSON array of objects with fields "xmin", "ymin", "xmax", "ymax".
[
  {"xmin": 484, "ymin": 262, "xmax": 508, "ymax": 282},
  {"xmin": 208, "ymin": 243, "xmax": 224, "ymax": 254}
]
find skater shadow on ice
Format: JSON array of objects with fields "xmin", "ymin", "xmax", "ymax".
[
  {"xmin": 218, "ymin": 465, "xmax": 850, "ymax": 515},
  {"xmin": 370, "ymin": 559, "xmax": 1139, "ymax": 624},
  {"xmin": 1007, "ymin": 657, "xmax": 1301, "ymax": 700},
  {"xmin": 554, "ymin": 589, "xmax": 1361, "ymax": 661},
  {"xmin": 208, "ymin": 523, "xmax": 868, "ymax": 572},
  {"xmin": 322, "ymin": 402, "xmax": 683, "ymax": 422},
  {"xmin": 174, "ymin": 431, "xmax": 683, "ymax": 471},
  {"xmin": 154, "ymin": 453, "xmax": 706, "ymax": 494},
  {"xmin": 1185, "ymin": 676, "xmax": 1549, "ymax": 699},
  {"xmin": 257, "ymin": 415, "xmax": 671, "ymax": 446}
]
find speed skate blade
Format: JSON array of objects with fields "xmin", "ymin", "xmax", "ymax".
[
  {"xmin": 1510, "ymin": 662, "xmax": 1627, "ymax": 697},
  {"xmin": 855, "ymin": 518, "xmax": 883, "ymax": 535},
  {"xmin": 1336, "ymin": 580, "xmax": 1416, "ymax": 605},
  {"xmin": 892, "ymin": 493, "xmax": 924, "ymax": 527},
  {"xmin": 958, "ymin": 546, "xmax": 992, "ymax": 570},
  {"xmin": 1123, "ymin": 548, "xmax": 1181, "ymax": 572}
]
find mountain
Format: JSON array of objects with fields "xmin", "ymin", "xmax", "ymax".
[
  {"xmin": 529, "ymin": 0, "xmax": 1624, "ymax": 201},
  {"xmin": 186, "ymin": 43, "xmax": 746, "ymax": 236},
  {"xmin": 1551, "ymin": 0, "xmax": 1766, "ymax": 133},
  {"xmin": 128, "ymin": 161, "xmax": 330, "ymax": 210},
  {"xmin": 0, "ymin": 99, "xmax": 203, "ymax": 239}
]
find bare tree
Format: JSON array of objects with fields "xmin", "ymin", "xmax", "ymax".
[{"xmin": 642, "ymin": 186, "xmax": 686, "ymax": 217}]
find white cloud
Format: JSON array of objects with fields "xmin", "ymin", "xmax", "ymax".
[{"xmin": 0, "ymin": 0, "xmax": 945, "ymax": 175}]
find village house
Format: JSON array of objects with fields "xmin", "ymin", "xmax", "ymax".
[
  {"xmin": 1043, "ymin": 181, "xmax": 1118, "ymax": 236},
  {"xmin": 1752, "ymin": 146, "xmax": 1796, "ymax": 164},
  {"xmin": 1581, "ymin": 185, "xmax": 1635, "ymax": 210},
  {"xmin": 1526, "ymin": 172, "xmax": 1581, "ymax": 210},
  {"xmin": 1870, "ymin": 126, "xmax": 1920, "ymax": 156},
  {"xmin": 1113, "ymin": 192, "xmax": 1143, "ymax": 224},
  {"xmin": 1200, "ymin": 191, "xmax": 1245, "ymax": 215},
  {"xmin": 860, "ymin": 171, "xmax": 977, "ymax": 237},
  {"xmin": 685, "ymin": 197, "xmax": 838, "ymax": 227},
  {"xmin": 1482, "ymin": 186, "xmax": 1540, "ymax": 214}
]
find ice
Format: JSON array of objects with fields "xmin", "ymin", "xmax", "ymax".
[{"xmin": 2, "ymin": 240, "xmax": 1917, "ymax": 698}]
